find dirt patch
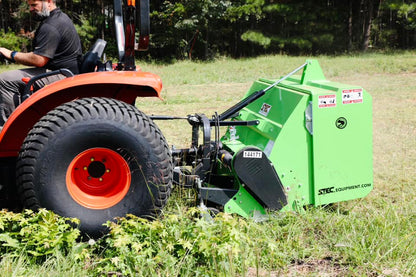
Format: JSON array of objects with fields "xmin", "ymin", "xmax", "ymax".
[{"xmin": 246, "ymin": 258, "xmax": 349, "ymax": 277}]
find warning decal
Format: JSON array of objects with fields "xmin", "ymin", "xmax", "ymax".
[
  {"xmin": 342, "ymin": 89, "xmax": 363, "ymax": 104},
  {"xmin": 318, "ymin": 94, "xmax": 336, "ymax": 108},
  {"xmin": 259, "ymin": 103, "xmax": 272, "ymax": 116}
]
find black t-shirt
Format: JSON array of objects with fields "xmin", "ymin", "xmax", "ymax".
[{"xmin": 33, "ymin": 8, "xmax": 82, "ymax": 74}]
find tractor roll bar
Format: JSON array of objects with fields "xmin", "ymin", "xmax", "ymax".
[
  {"xmin": 114, "ymin": 0, "xmax": 150, "ymax": 70},
  {"xmin": 114, "ymin": 0, "xmax": 125, "ymax": 63},
  {"xmin": 137, "ymin": 0, "xmax": 150, "ymax": 51}
]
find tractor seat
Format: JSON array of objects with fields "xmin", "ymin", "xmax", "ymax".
[{"xmin": 79, "ymin": 39, "xmax": 107, "ymax": 74}]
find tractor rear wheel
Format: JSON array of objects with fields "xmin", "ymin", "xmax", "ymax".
[{"xmin": 16, "ymin": 97, "xmax": 172, "ymax": 237}]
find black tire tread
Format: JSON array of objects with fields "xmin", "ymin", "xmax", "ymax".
[{"xmin": 16, "ymin": 97, "xmax": 172, "ymax": 218}]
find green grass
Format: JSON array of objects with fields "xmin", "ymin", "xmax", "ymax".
[{"xmin": 1, "ymin": 52, "xmax": 415, "ymax": 276}]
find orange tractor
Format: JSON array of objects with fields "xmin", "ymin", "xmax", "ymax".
[{"xmin": 0, "ymin": 0, "xmax": 172, "ymax": 237}]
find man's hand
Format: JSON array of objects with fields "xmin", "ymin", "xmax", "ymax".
[
  {"xmin": 0, "ymin": 47, "xmax": 13, "ymax": 61},
  {"xmin": 0, "ymin": 47, "xmax": 49, "ymax": 67}
]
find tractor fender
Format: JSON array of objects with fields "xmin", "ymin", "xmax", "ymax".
[{"xmin": 0, "ymin": 70, "xmax": 163, "ymax": 157}]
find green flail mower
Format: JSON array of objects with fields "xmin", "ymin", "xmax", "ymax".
[{"xmin": 167, "ymin": 60, "xmax": 373, "ymax": 217}]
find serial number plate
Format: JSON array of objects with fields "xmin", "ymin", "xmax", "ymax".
[{"xmin": 243, "ymin": 151, "xmax": 263, "ymax": 158}]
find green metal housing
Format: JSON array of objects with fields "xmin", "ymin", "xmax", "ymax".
[{"xmin": 221, "ymin": 60, "xmax": 373, "ymax": 215}]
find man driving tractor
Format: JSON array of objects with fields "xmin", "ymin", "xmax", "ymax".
[{"xmin": 0, "ymin": 0, "xmax": 82, "ymax": 126}]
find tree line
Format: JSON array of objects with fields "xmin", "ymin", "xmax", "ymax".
[{"xmin": 0, "ymin": 0, "xmax": 415, "ymax": 60}]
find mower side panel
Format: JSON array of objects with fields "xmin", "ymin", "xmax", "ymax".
[
  {"xmin": 310, "ymin": 81, "xmax": 373, "ymax": 205},
  {"xmin": 0, "ymin": 71, "xmax": 163, "ymax": 157}
]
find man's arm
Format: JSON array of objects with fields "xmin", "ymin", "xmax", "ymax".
[{"xmin": 0, "ymin": 47, "xmax": 49, "ymax": 67}]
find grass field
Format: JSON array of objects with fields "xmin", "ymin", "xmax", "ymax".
[{"xmin": 0, "ymin": 52, "xmax": 415, "ymax": 276}]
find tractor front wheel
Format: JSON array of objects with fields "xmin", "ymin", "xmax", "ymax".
[{"xmin": 16, "ymin": 97, "xmax": 172, "ymax": 237}]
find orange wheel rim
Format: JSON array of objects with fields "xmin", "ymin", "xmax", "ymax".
[{"xmin": 66, "ymin": 148, "xmax": 131, "ymax": 209}]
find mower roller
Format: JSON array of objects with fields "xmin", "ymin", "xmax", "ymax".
[{"xmin": 0, "ymin": 0, "xmax": 372, "ymax": 237}]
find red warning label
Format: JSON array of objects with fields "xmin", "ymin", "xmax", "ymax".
[
  {"xmin": 342, "ymin": 89, "xmax": 363, "ymax": 104},
  {"xmin": 318, "ymin": 94, "xmax": 336, "ymax": 108}
]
